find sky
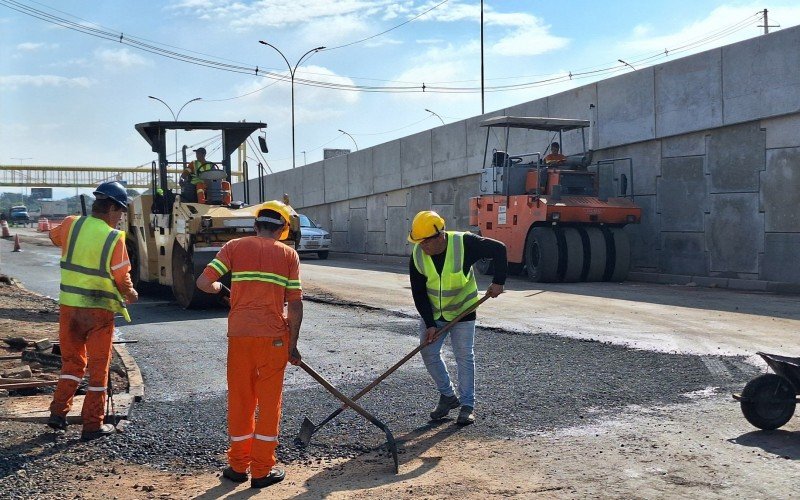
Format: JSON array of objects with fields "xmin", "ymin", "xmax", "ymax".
[{"xmin": 2, "ymin": 0, "xmax": 800, "ymax": 199}]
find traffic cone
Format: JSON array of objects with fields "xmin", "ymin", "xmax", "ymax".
[
  {"xmin": 44, "ymin": 218, "xmax": 51, "ymax": 231},
  {"xmin": 37, "ymin": 218, "xmax": 45, "ymax": 232},
  {"xmin": 12, "ymin": 234, "xmax": 22, "ymax": 252},
  {"xmin": 0, "ymin": 220, "xmax": 9, "ymax": 238}
]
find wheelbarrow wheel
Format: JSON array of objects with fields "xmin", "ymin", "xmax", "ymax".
[{"xmin": 740, "ymin": 373, "xmax": 796, "ymax": 430}]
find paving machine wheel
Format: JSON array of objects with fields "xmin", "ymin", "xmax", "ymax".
[
  {"xmin": 559, "ymin": 227, "xmax": 584, "ymax": 283},
  {"xmin": 525, "ymin": 227, "xmax": 559, "ymax": 282},
  {"xmin": 739, "ymin": 373, "xmax": 796, "ymax": 430},
  {"xmin": 171, "ymin": 243, "xmax": 218, "ymax": 309},
  {"xmin": 603, "ymin": 227, "xmax": 631, "ymax": 282},
  {"xmin": 317, "ymin": 251, "xmax": 329, "ymax": 260}
]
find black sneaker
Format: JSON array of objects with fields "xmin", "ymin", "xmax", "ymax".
[
  {"xmin": 47, "ymin": 413, "xmax": 67, "ymax": 431},
  {"xmin": 456, "ymin": 405, "xmax": 475, "ymax": 426},
  {"xmin": 222, "ymin": 466, "xmax": 248, "ymax": 483},
  {"xmin": 80, "ymin": 423, "xmax": 116, "ymax": 441},
  {"xmin": 429, "ymin": 394, "xmax": 460, "ymax": 420},
  {"xmin": 251, "ymin": 468, "xmax": 285, "ymax": 489}
]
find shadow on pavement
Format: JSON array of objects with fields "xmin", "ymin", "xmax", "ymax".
[
  {"xmin": 293, "ymin": 420, "xmax": 460, "ymax": 499},
  {"xmin": 728, "ymin": 429, "xmax": 800, "ymax": 459}
]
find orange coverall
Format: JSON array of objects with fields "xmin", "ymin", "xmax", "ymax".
[
  {"xmin": 48, "ymin": 216, "xmax": 134, "ymax": 431},
  {"xmin": 202, "ymin": 236, "xmax": 302, "ymax": 478}
]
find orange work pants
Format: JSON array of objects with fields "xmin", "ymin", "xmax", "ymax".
[
  {"xmin": 227, "ymin": 335, "xmax": 289, "ymax": 478},
  {"xmin": 49, "ymin": 305, "xmax": 115, "ymax": 431}
]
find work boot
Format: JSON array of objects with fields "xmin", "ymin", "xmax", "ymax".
[
  {"xmin": 251, "ymin": 468, "xmax": 285, "ymax": 489},
  {"xmin": 80, "ymin": 423, "xmax": 116, "ymax": 441},
  {"xmin": 47, "ymin": 413, "xmax": 67, "ymax": 432},
  {"xmin": 222, "ymin": 466, "xmax": 248, "ymax": 483},
  {"xmin": 429, "ymin": 394, "xmax": 460, "ymax": 420},
  {"xmin": 457, "ymin": 405, "xmax": 475, "ymax": 426}
]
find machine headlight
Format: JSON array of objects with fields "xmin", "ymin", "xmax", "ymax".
[
  {"xmin": 201, "ymin": 216, "xmax": 213, "ymax": 228},
  {"xmin": 323, "ymin": 233, "xmax": 331, "ymax": 240},
  {"xmin": 551, "ymin": 212, "xmax": 561, "ymax": 221}
]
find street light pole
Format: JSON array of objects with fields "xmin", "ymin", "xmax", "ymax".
[
  {"xmin": 301, "ymin": 150, "xmax": 307, "ymax": 166},
  {"xmin": 338, "ymin": 129, "xmax": 358, "ymax": 151},
  {"xmin": 11, "ymin": 157, "xmax": 32, "ymax": 205},
  {"xmin": 148, "ymin": 96, "xmax": 202, "ymax": 166},
  {"xmin": 258, "ymin": 41, "xmax": 325, "ymax": 169},
  {"xmin": 425, "ymin": 108, "xmax": 445, "ymax": 126}
]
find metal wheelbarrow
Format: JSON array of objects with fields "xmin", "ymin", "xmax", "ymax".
[{"xmin": 732, "ymin": 352, "xmax": 800, "ymax": 430}]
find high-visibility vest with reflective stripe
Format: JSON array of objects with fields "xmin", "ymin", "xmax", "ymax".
[
  {"xmin": 230, "ymin": 269, "xmax": 301, "ymax": 290},
  {"xmin": 189, "ymin": 161, "xmax": 215, "ymax": 185},
  {"xmin": 59, "ymin": 216, "xmax": 130, "ymax": 322},
  {"xmin": 412, "ymin": 231, "xmax": 479, "ymax": 321}
]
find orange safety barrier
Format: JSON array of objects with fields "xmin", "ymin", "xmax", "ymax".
[
  {"xmin": 12, "ymin": 234, "xmax": 21, "ymax": 252},
  {"xmin": 37, "ymin": 217, "xmax": 51, "ymax": 232},
  {"xmin": 0, "ymin": 220, "xmax": 10, "ymax": 238}
]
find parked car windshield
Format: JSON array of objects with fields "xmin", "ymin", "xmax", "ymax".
[{"xmin": 298, "ymin": 215, "xmax": 318, "ymax": 228}]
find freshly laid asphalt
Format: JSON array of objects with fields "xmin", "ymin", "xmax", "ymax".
[{"xmin": 0, "ymin": 240, "xmax": 760, "ymax": 498}]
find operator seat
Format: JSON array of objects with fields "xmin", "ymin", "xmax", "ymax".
[{"xmin": 198, "ymin": 170, "xmax": 228, "ymax": 205}]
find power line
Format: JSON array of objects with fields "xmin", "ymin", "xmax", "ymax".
[{"xmin": 1, "ymin": 1, "xmax": 768, "ymax": 96}]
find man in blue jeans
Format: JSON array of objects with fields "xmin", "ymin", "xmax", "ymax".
[{"xmin": 408, "ymin": 211, "xmax": 507, "ymax": 425}]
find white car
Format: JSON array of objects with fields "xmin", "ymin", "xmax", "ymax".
[{"xmin": 297, "ymin": 214, "xmax": 331, "ymax": 259}]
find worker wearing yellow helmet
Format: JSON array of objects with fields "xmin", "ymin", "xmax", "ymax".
[
  {"xmin": 408, "ymin": 210, "xmax": 507, "ymax": 426},
  {"xmin": 196, "ymin": 199, "xmax": 303, "ymax": 489}
]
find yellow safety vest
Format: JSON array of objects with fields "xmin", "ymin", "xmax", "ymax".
[
  {"xmin": 188, "ymin": 161, "xmax": 215, "ymax": 185},
  {"xmin": 59, "ymin": 216, "xmax": 131, "ymax": 322},
  {"xmin": 412, "ymin": 231, "xmax": 479, "ymax": 321}
]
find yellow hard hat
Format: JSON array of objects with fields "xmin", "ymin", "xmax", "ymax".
[
  {"xmin": 258, "ymin": 200, "xmax": 292, "ymax": 240},
  {"xmin": 408, "ymin": 210, "xmax": 446, "ymax": 243}
]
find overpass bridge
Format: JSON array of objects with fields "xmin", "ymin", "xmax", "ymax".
[{"xmin": 0, "ymin": 164, "xmax": 243, "ymax": 189}]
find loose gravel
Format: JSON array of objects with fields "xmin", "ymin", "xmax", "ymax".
[{"xmin": 0, "ymin": 299, "xmax": 759, "ymax": 499}]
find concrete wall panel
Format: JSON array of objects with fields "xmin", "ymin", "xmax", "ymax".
[
  {"xmin": 466, "ymin": 111, "xmax": 503, "ymax": 174},
  {"xmin": 348, "ymin": 208, "xmax": 367, "ymax": 253},
  {"xmin": 631, "ymin": 195, "xmax": 658, "ymax": 269},
  {"xmin": 505, "ymin": 99, "xmax": 550, "ymax": 160},
  {"xmin": 597, "ymin": 68, "xmax": 656, "ymax": 148},
  {"xmin": 366, "ymin": 194, "xmax": 387, "ymax": 232},
  {"xmin": 762, "ymin": 114, "xmax": 800, "ymax": 149},
  {"xmin": 386, "ymin": 206, "xmax": 409, "ymax": 256},
  {"xmin": 301, "ymin": 162, "xmax": 325, "ymax": 207},
  {"xmin": 761, "ymin": 147, "xmax": 800, "ymax": 232},
  {"xmin": 329, "ymin": 200, "xmax": 349, "ymax": 232},
  {"xmin": 283, "ymin": 168, "xmax": 304, "ymax": 208},
  {"xmin": 347, "ymin": 149, "xmax": 373, "ymax": 199},
  {"xmin": 655, "ymin": 49, "xmax": 722, "ymax": 137},
  {"xmin": 323, "ymin": 155, "xmax": 348, "ymax": 203},
  {"xmin": 547, "ymin": 84, "xmax": 598, "ymax": 153},
  {"xmin": 431, "ymin": 203, "xmax": 455, "ymax": 230},
  {"xmin": 657, "ymin": 157, "xmax": 707, "ymax": 231},
  {"xmin": 707, "ymin": 193, "xmax": 762, "ymax": 274},
  {"xmin": 661, "ymin": 132, "xmax": 707, "ymax": 158},
  {"xmin": 453, "ymin": 174, "xmax": 480, "ymax": 230},
  {"xmin": 373, "ymin": 140, "xmax": 402, "ymax": 193},
  {"xmin": 302, "ymin": 205, "xmax": 330, "ymax": 232},
  {"xmin": 761, "ymin": 233, "xmax": 800, "ymax": 282},
  {"xmin": 659, "ymin": 232, "xmax": 707, "ymax": 276},
  {"xmin": 331, "ymin": 231, "xmax": 348, "ymax": 252},
  {"xmin": 366, "ymin": 231, "xmax": 386, "ymax": 255},
  {"xmin": 707, "ymin": 122, "xmax": 765, "ymax": 193},
  {"xmin": 431, "ymin": 179, "xmax": 455, "ymax": 205},
  {"xmin": 349, "ymin": 197, "xmax": 366, "ymax": 209},
  {"xmin": 594, "ymin": 141, "xmax": 661, "ymax": 195},
  {"xmin": 722, "ymin": 28, "xmax": 800, "ymax": 125},
  {"xmin": 386, "ymin": 188, "xmax": 408, "ymax": 207},
  {"xmin": 405, "ymin": 184, "xmax": 432, "ymax": 222},
  {"xmin": 401, "ymin": 130, "xmax": 433, "ymax": 188},
  {"xmin": 432, "ymin": 121, "xmax": 468, "ymax": 181}
]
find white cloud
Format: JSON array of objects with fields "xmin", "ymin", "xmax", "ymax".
[
  {"xmin": 225, "ymin": 65, "xmax": 359, "ymax": 126},
  {"xmin": 0, "ymin": 75, "xmax": 93, "ymax": 91},
  {"xmin": 416, "ymin": 38, "xmax": 444, "ymax": 44},
  {"xmin": 94, "ymin": 48, "xmax": 151, "ymax": 69},
  {"xmin": 620, "ymin": 4, "xmax": 800, "ymax": 55},
  {"xmin": 17, "ymin": 42, "xmax": 59, "ymax": 51}
]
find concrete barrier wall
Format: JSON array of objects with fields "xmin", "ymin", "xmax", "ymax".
[{"xmin": 235, "ymin": 26, "xmax": 800, "ymax": 286}]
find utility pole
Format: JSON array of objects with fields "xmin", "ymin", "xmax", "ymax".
[
  {"xmin": 480, "ymin": 0, "xmax": 485, "ymax": 115},
  {"xmin": 758, "ymin": 9, "xmax": 779, "ymax": 35}
]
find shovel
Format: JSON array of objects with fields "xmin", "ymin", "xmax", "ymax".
[
  {"xmin": 296, "ymin": 294, "xmax": 491, "ymax": 447},
  {"xmin": 298, "ymin": 360, "xmax": 399, "ymax": 473}
]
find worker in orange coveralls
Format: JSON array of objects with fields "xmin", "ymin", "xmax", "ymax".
[
  {"xmin": 196, "ymin": 200, "xmax": 302, "ymax": 489},
  {"xmin": 47, "ymin": 181, "xmax": 138, "ymax": 441}
]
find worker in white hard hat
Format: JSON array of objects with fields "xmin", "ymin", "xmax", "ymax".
[{"xmin": 408, "ymin": 210, "xmax": 507, "ymax": 425}]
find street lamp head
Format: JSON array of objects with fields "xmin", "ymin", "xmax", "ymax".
[
  {"xmin": 315, "ymin": 46, "xmax": 326, "ymax": 51},
  {"xmin": 338, "ymin": 129, "xmax": 345, "ymax": 133}
]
